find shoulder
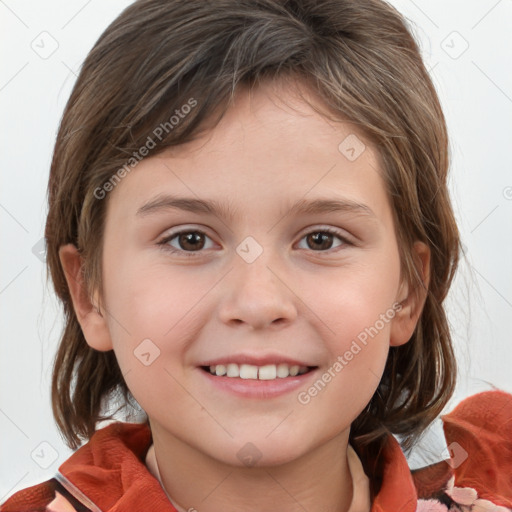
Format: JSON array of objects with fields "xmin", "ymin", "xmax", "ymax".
[
  {"xmin": 0, "ymin": 477, "xmax": 94, "ymax": 512},
  {"xmin": 413, "ymin": 390, "xmax": 512, "ymax": 510},
  {"xmin": 1, "ymin": 421, "xmax": 153, "ymax": 512},
  {"xmin": 441, "ymin": 390, "xmax": 512, "ymax": 499},
  {"xmin": 1, "ymin": 479, "xmax": 54, "ymax": 512}
]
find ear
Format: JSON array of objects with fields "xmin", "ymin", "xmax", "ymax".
[
  {"xmin": 58, "ymin": 244, "xmax": 113, "ymax": 351},
  {"xmin": 390, "ymin": 241, "xmax": 431, "ymax": 347}
]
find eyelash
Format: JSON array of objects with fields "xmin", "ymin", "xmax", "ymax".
[{"xmin": 157, "ymin": 227, "xmax": 352, "ymax": 257}]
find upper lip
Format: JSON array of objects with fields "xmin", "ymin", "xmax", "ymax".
[{"xmin": 199, "ymin": 354, "xmax": 317, "ymax": 368}]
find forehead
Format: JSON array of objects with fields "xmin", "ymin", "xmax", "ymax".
[{"xmin": 105, "ymin": 80, "xmax": 390, "ymax": 226}]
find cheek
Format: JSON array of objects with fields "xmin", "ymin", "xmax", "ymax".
[
  {"xmin": 295, "ymin": 274, "xmax": 395, "ymax": 424},
  {"xmin": 293, "ymin": 253, "xmax": 400, "ymax": 410},
  {"xmin": 101, "ymin": 257, "xmax": 220, "ymax": 390},
  {"xmin": 300, "ymin": 256, "xmax": 401, "ymax": 348},
  {"xmin": 103, "ymin": 254, "xmax": 214, "ymax": 339}
]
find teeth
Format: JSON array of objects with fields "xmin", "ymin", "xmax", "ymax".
[
  {"xmin": 226, "ymin": 363, "xmax": 239, "ymax": 377},
  {"xmin": 215, "ymin": 364, "xmax": 226, "ymax": 376},
  {"xmin": 258, "ymin": 364, "xmax": 276, "ymax": 380},
  {"xmin": 276, "ymin": 363, "xmax": 289, "ymax": 378},
  {"xmin": 239, "ymin": 364, "xmax": 258, "ymax": 379},
  {"xmin": 207, "ymin": 363, "xmax": 310, "ymax": 380},
  {"xmin": 289, "ymin": 365, "xmax": 299, "ymax": 376}
]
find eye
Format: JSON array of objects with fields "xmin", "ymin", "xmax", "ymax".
[
  {"xmin": 297, "ymin": 228, "xmax": 351, "ymax": 252},
  {"xmin": 158, "ymin": 229, "xmax": 215, "ymax": 256},
  {"xmin": 157, "ymin": 226, "xmax": 351, "ymax": 257}
]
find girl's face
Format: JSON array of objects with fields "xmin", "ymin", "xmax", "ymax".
[{"xmin": 74, "ymin": 81, "xmax": 426, "ymax": 467}]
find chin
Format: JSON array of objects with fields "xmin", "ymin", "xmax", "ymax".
[{"xmin": 209, "ymin": 432, "xmax": 312, "ymax": 469}]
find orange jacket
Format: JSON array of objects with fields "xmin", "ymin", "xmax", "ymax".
[{"xmin": 2, "ymin": 390, "xmax": 512, "ymax": 511}]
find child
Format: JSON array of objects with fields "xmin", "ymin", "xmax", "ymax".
[{"xmin": 2, "ymin": 0, "xmax": 511, "ymax": 510}]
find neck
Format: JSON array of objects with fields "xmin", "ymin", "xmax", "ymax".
[{"xmin": 148, "ymin": 423, "xmax": 354, "ymax": 512}]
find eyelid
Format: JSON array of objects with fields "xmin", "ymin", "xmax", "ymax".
[{"xmin": 158, "ymin": 224, "xmax": 212, "ymax": 239}]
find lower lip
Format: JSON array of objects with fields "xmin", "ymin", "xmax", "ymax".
[{"xmin": 198, "ymin": 368, "xmax": 317, "ymax": 399}]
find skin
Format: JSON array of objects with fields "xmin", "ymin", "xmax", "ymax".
[{"xmin": 60, "ymin": 79, "xmax": 430, "ymax": 512}]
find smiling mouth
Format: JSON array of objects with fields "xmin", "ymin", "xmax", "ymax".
[{"xmin": 201, "ymin": 363, "xmax": 316, "ymax": 380}]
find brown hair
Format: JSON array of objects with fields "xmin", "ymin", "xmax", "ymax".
[{"xmin": 46, "ymin": 0, "xmax": 460, "ymax": 463}]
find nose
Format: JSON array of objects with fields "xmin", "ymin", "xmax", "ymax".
[{"xmin": 217, "ymin": 255, "xmax": 298, "ymax": 330}]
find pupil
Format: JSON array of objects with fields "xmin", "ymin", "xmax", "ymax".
[
  {"xmin": 308, "ymin": 232, "xmax": 332, "ymax": 250},
  {"xmin": 181, "ymin": 232, "xmax": 204, "ymax": 251}
]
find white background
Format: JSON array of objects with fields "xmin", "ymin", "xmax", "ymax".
[{"xmin": 1, "ymin": 0, "xmax": 511, "ymax": 499}]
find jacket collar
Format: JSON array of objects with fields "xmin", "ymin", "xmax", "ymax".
[
  {"xmin": 58, "ymin": 421, "xmax": 420, "ymax": 512},
  {"xmin": 59, "ymin": 422, "xmax": 176, "ymax": 511}
]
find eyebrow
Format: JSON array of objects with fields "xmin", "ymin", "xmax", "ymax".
[{"xmin": 136, "ymin": 194, "xmax": 375, "ymax": 221}]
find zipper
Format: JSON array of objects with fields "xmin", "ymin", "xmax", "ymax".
[{"xmin": 53, "ymin": 472, "xmax": 104, "ymax": 512}]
